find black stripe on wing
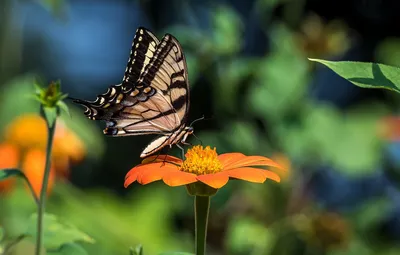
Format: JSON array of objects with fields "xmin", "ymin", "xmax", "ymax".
[
  {"xmin": 138, "ymin": 34, "xmax": 181, "ymax": 86},
  {"xmin": 122, "ymin": 27, "xmax": 160, "ymax": 91},
  {"xmin": 72, "ymin": 85, "xmax": 125, "ymax": 120}
]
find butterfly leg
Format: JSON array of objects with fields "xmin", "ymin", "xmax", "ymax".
[
  {"xmin": 147, "ymin": 150, "xmax": 168, "ymax": 166},
  {"xmin": 181, "ymin": 141, "xmax": 192, "ymax": 146},
  {"xmin": 176, "ymin": 144, "xmax": 185, "ymax": 160}
]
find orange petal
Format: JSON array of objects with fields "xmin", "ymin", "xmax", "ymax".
[
  {"xmin": 124, "ymin": 167, "xmax": 142, "ymax": 188},
  {"xmin": 162, "ymin": 171, "xmax": 197, "ymax": 186},
  {"xmin": 22, "ymin": 149, "xmax": 55, "ymax": 199},
  {"xmin": 218, "ymin": 153, "xmax": 246, "ymax": 169},
  {"xmin": 223, "ymin": 155, "xmax": 283, "ymax": 171},
  {"xmin": 0, "ymin": 143, "xmax": 19, "ymax": 192},
  {"xmin": 196, "ymin": 172, "xmax": 229, "ymax": 189},
  {"xmin": 226, "ymin": 167, "xmax": 281, "ymax": 183},
  {"xmin": 141, "ymin": 155, "xmax": 182, "ymax": 165},
  {"xmin": 124, "ymin": 162, "xmax": 163, "ymax": 187},
  {"xmin": 136, "ymin": 162, "xmax": 179, "ymax": 185}
]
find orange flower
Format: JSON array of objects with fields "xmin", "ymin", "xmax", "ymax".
[
  {"xmin": 22, "ymin": 149, "xmax": 55, "ymax": 199},
  {"xmin": 125, "ymin": 145, "xmax": 284, "ymax": 190},
  {"xmin": 0, "ymin": 144, "xmax": 20, "ymax": 192},
  {"xmin": 4, "ymin": 114, "xmax": 86, "ymax": 177}
]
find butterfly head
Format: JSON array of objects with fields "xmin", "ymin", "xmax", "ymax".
[{"xmin": 185, "ymin": 126, "xmax": 194, "ymax": 134}]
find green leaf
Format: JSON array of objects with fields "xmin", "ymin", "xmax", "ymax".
[
  {"xmin": 47, "ymin": 243, "xmax": 89, "ymax": 255},
  {"xmin": 309, "ymin": 59, "xmax": 400, "ymax": 93},
  {"xmin": 0, "ymin": 168, "xmax": 24, "ymax": 181},
  {"xmin": 25, "ymin": 213, "xmax": 94, "ymax": 250}
]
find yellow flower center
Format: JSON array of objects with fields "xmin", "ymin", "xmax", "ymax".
[{"xmin": 181, "ymin": 145, "xmax": 223, "ymax": 175}]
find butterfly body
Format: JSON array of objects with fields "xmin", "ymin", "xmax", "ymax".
[{"xmin": 73, "ymin": 27, "xmax": 192, "ymax": 158}]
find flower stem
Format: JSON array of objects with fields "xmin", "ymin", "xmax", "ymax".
[
  {"xmin": 34, "ymin": 121, "xmax": 56, "ymax": 255},
  {"xmin": 194, "ymin": 195, "xmax": 210, "ymax": 255}
]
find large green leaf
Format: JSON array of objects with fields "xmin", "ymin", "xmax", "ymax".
[
  {"xmin": 309, "ymin": 59, "xmax": 400, "ymax": 93},
  {"xmin": 25, "ymin": 213, "xmax": 94, "ymax": 250}
]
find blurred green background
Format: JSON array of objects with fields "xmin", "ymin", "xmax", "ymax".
[{"xmin": 1, "ymin": 0, "xmax": 400, "ymax": 254}]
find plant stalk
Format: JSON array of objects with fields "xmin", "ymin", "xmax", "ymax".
[
  {"xmin": 34, "ymin": 120, "xmax": 56, "ymax": 255},
  {"xmin": 194, "ymin": 195, "xmax": 210, "ymax": 255}
]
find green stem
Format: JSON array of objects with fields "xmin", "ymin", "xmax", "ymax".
[
  {"xmin": 23, "ymin": 175, "xmax": 40, "ymax": 207},
  {"xmin": 194, "ymin": 196, "xmax": 210, "ymax": 255},
  {"xmin": 34, "ymin": 120, "xmax": 56, "ymax": 255}
]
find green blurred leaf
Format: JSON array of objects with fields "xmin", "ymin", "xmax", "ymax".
[
  {"xmin": 223, "ymin": 121, "xmax": 260, "ymax": 154},
  {"xmin": 248, "ymin": 24, "xmax": 308, "ymax": 121},
  {"xmin": 25, "ymin": 213, "xmax": 94, "ymax": 250},
  {"xmin": 159, "ymin": 252, "xmax": 194, "ymax": 255},
  {"xmin": 215, "ymin": 58, "xmax": 259, "ymax": 114},
  {"xmin": 304, "ymin": 104, "xmax": 384, "ymax": 176},
  {"xmin": 375, "ymin": 38, "xmax": 400, "ymax": 67},
  {"xmin": 309, "ymin": 59, "xmax": 400, "ymax": 93},
  {"xmin": 280, "ymin": 102, "xmax": 387, "ymax": 176},
  {"xmin": 131, "ymin": 244, "xmax": 143, "ymax": 255},
  {"xmin": 47, "ymin": 183, "xmax": 189, "ymax": 255},
  {"xmin": 48, "ymin": 243, "xmax": 89, "ymax": 255},
  {"xmin": 226, "ymin": 217, "xmax": 273, "ymax": 255},
  {"xmin": 0, "ymin": 168, "xmax": 23, "ymax": 181},
  {"xmin": 350, "ymin": 198, "xmax": 390, "ymax": 232},
  {"xmin": 0, "ymin": 226, "xmax": 4, "ymax": 241},
  {"xmin": 328, "ymin": 238, "xmax": 372, "ymax": 255},
  {"xmin": 212, "ymin": 6, "xmax": 243, "ymax": 55}
]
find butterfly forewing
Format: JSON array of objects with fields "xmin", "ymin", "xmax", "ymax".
[
  {"xmin": 122, "ymin": 28, "xmax": 160, "ymax": 89},
  {"xmin": 137, "ymin": 34, "xmax": 190, "ymax": 127}
]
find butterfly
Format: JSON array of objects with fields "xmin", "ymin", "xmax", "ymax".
[{"xmin": 72, "ymin": 27, "xmax": 193, "ymax": 158}]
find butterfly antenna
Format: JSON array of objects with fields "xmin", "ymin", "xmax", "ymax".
[
  {"xmin": 189, "ymin": 115, "xmax": 205, "ymax": 127},
  {"xmin": 192, "ymin": 133, "xmax": 203, "ymax": 146}
]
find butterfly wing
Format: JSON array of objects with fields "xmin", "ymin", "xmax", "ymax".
[
  {"xmin": 73, "ymin": 27, "xmax": 159, "ymax": 118},
  {"xmin": 73, "ymin": 29, "xmax": 190, "ymax": 138}
]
